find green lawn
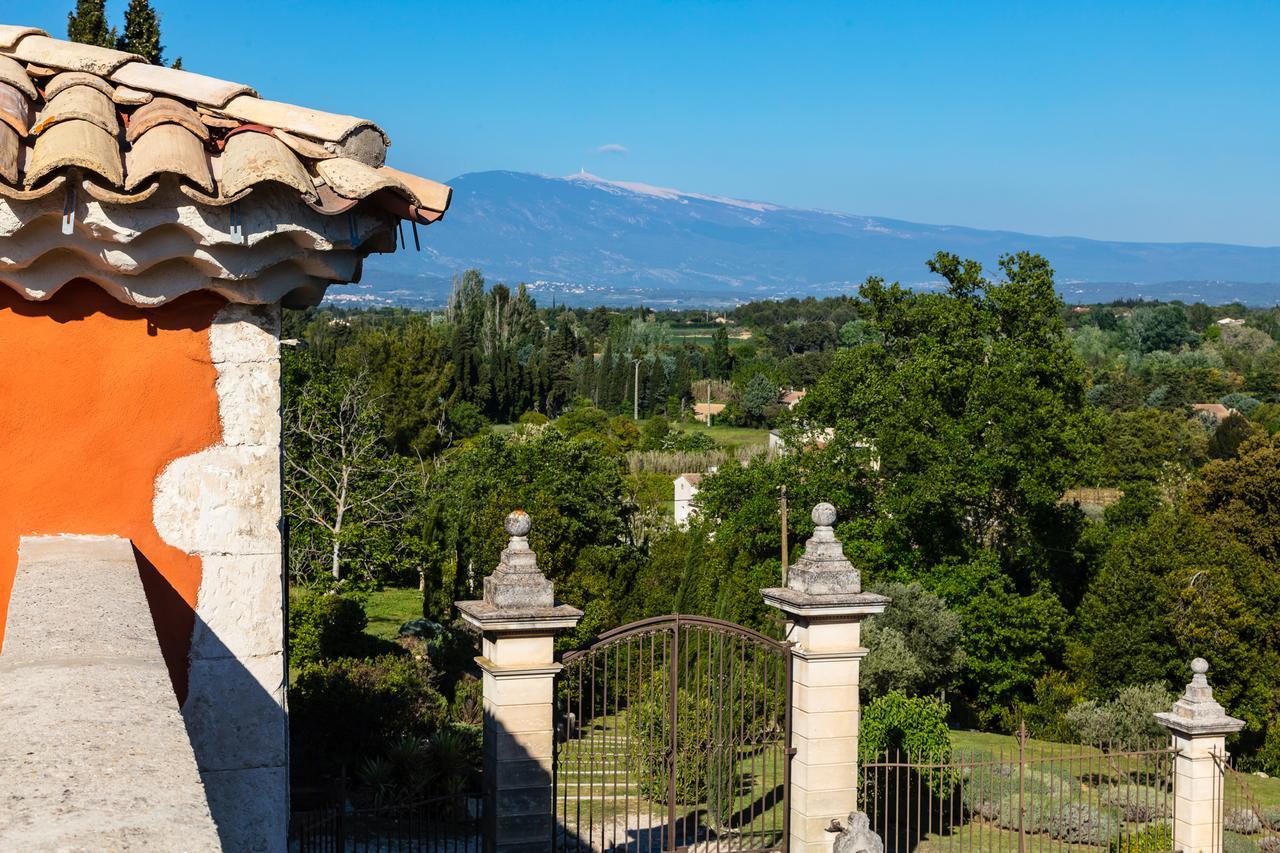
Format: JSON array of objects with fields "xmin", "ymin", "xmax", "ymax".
[
  {"xmin": 678, "ymin": 421, "xmax": 771, "ymax": 447},
  {"xmin": 362, "ymin": 587, "xmax": 424, "ymax": 642}
]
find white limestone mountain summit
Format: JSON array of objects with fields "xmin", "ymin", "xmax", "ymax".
[{"xmin": 364, "ymin": 170, "xmax": 1280, "ymax": 306}]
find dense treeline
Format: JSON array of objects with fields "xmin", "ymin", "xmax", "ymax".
[{"xmin": 284, "ymin": 254, "xmax": 1280, "ymax": 776}]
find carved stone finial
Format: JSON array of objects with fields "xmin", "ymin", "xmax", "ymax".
[
  {"xmin": 786, "ymin": 502, "xmax": 860, "ymax": 595},
  {"xmin": 483, "ymin": 510, "xmax": 554, "ymax": 609},
  {"xmin": 833, "ymin": 812, "xmax": 883, "ymax": 853},
  {"xmin": 1155, "ymin": 657, "xmax": 1245, "ymax": 737}
]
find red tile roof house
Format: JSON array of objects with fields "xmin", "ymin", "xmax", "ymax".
[{"xmin": 0, "ymin": 26, "xmax": 449, "ymax": 852}]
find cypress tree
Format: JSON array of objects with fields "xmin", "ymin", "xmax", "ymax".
[
  {"xmin": 67, "ymin": 0, "xmax": 116, "ymax": 48},
  {"xmin": 117, "ymin": 0, "xmax": 166, "ymax": 64}
]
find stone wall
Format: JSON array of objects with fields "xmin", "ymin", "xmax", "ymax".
[{"xmin": 155, "ymin": 302, "xmax": 288, "ymax": 853}]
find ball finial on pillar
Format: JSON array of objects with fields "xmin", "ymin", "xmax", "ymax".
[
  {"xmin": 812, "ymin": 502, "xmax": 837, "ymax": 528},
  {"xmin": 506, "ymin": 509, "xmax": 532, "ymax": 539}
]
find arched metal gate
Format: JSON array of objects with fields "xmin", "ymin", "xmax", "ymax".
[{"xmin": 553, "ymin": 615, "xmax": 794, "ymax": 852}]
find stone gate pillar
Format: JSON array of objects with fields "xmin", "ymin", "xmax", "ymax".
[
  {"xmin": 762, "ymin": 503, "xmax": 889, "ymax": 853},
  {"xmin": 1155, "ymin": 658, "xmax": 1244, "ymax": 853},
  {"xmin": 455, "ymin": 511, "xmax": 582, "ymax": 853}
]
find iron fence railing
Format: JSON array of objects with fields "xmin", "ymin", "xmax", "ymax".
[
  {"xmin": 1218, "ymin": 754, "xmax": 1280, "ymax": 853},
  {"xmin": 290, "ymin": 791, "xmax": 483, "ymax": 853},
  {"xmin": 859, "ymin": 725, "xmax": 1178, "ymax": 853},
  {"xmin": 553, "ymin": 614, "xmax": 793, "ymax": 852}
]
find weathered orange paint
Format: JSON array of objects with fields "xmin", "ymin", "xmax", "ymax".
[{"xmin": 0, "ymin": 280, "xmax": 225, "ymax": 699}]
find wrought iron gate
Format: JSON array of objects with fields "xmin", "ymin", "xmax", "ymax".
[{"xmin": 553, "ymin": 614, "xmax": 793, "ymax": 852}]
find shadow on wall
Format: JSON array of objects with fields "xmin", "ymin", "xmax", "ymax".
[{"xmin": 137, "ymin": 548, "xmax": 288, "ymax": 852}]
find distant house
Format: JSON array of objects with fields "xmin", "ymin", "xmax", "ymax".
[
  {"xmin": 769, "ymin": 427, "xmax": 835, "ymax": 453},
  {"xmin": 1217, "ymin": 317, "xmax": 1246, "ymax": 327},
  {"xmin": 1191, "ymin": 403, "xmax": 1237, "ymax": 423},
  {"xmin": 692, "ymin": 402, "xmax": 726, "ymax": 425},
  {"xmin": 674, "ymin": 473, "xmax": 704, "ymax": 528},
  {"xmin": 781, "ymin": 389, "xmax": 807, "ymax": 410}
]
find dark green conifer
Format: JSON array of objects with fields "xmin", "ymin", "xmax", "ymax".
[
  {"xmin": 117, "ymin": 0, "xmax": 166, "ymax": 64},
  {"xmin": 67, "ymin": 0, "xmax": 116, "ymax": 49}
]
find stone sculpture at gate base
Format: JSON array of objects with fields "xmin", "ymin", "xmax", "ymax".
[{"xmin": 833, "ymin": 812, "xmax": 884, "ymax": 853}]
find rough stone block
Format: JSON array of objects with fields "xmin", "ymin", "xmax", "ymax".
[
  {"xmin": 185, "ymin": 653, "xmax": 287, "ymax": 771},
  {"xmin": 154, "ymin": 445, "xmax": 281, "ymax": 555},
  {"xmin": 210, "ymin": 303, "xmax": 281, "ymax": 364},
  {"xmin": 190, "ymin": 553, "xmax": 284, "ymax": 660},
  {"xmin": 202, "ymin": 764, "xmax": 288, "ymax": 853},
  {"xmin": 216, "ymin": 360, "xmax": 281, "ymax": 447}
]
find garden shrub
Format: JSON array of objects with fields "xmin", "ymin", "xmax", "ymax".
[
  {"xmin": 861, "ymin": 692, "xmax": 955, "ymax": 801},
  {"xmin": 1102, "ymin": 784, "xmax": 1170, "ymax": 822},
  {"xmin": 1066, "ymin": 683, "xmax": 1172, "ymax": 748},
  {"xmin": 290, "ymin": 653, "xmax": 448, "ymax": 778},
  {"xmin": 1258, "ymin": 837, "xmax": 1280, "ymax": 853},
  {"xmin": 288, "ymin": 589, "xmax": 370, "ymax": 666},
  {"xmin": 630, "ymin": 673, "xmax": 715, "ymax": 804},
  {"xmin": 1110, "ymin": 822, "xmax": 1173, "ymax": 853},
  {"xmin": 1225, "ymin": 832, "xmax": 1260, "ymax": 853},
  {"xmin": 1261, "ymin": 808, "xmax": 1280, "ymax": 831},
  {"xmin": 1044, "ymin": 802, "xmax": 1118, "ymax": 846},
  {"xmin": 1226, "ymin": 808, "xmax": 1265, "ymax": 835}
]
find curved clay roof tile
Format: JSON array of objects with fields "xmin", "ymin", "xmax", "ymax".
[
  {"xmin": 126, "ymin": 97, "xmax": 207, "ymax": 143},
  {"xmin": 0, "ymin": 80, "xmax": 31, "ymax": 136},
  {"xmin": 32, "ymin": 85, "xmax": 118, "ymax": 136},
  {"xmin": 219, "ymin": 131, "xmax": 316, "ymax": 201},
  {"xmin": 27, "ymin": 119, "xmax": 122, "ymax": 187},
  {"xmin": 125, "ymin": 123, "xmax": 214, "ymax": 192},
  {"xmin": 110, "ymin": 62, "xmax": 255, "ymax": 109},
  {"xmin": 0, "ymin": 26, "xmax": 45, "ymax": 51},
  {"xmin": 316, "ymin": 157, "xmax": 412, "ymax": 202},
  {"xmin": 112, "ymin": 85, "xmax": 152, "ymax": 107},
  {"xmin": 8, "ymin": 35, "xmax": 137, "ymax": 77},
  {"xmin": 0, "ymin": 54, "xmax": 36, "ymax": 99},
  {"xmin": 377, "ymin": 165, "xmax": 452, "ymax": 213},
  {"xmin": 44, "ymin": 70, "xmax": 114, "ymax": 100},
  {"xmin": 0, "ymin": 122, "xmax": 16, "ymax": 184},
  {"xmin": 220, "ymin": 95, "xmax": 388, "ymax": 166}
]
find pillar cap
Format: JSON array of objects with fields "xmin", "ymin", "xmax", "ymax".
[
  {"xmin": 784, "ymin": 503, "xmax": 864, "ymax": 596},
  {"xmin": 455, "ymin": 510, "xmax": 583, "ymax": 633},
  {"xmin": 761, "ymin": 586, "xmax": 889, "ymax": 619},
  {"xmin": 1155, "ymin": 658, "xmax": 1245, "ymax": 737}
]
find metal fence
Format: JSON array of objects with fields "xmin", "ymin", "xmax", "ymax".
[
  {"xmin": 1219, "ymin": 755, "xmax": 1280, "ymax": 853},
  {"xmin": 290, "ymin": 792, "xmax": 483, "ymax": 853},
  {"xmin": 553, "ymin": 614, "xmax": 793, "ymax": 852},
  {"xmin": 859, "ymin": 727, "xmax": 1178, "ymax": 853}
]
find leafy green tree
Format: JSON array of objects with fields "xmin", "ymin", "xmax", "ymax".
[
  {"xmin": 1207, "ymin": 412, "xmax": 1261, "ymax": 460},
  {"xmin": 862, "ymin": 582, "xmax": 966, "ymax": 698},
  {"xmin": 67, "ymin": 0, "xmax": 116, "ymax": 47},
  {"xmin": 708, "ymin": 325, "xmax": 731, "ymax": 379},
  {"xmin": 1129, "ymin": 305, "xmax": 1198, "ymax": 354},
  {"xmin": 740, "ymin": 372, "xmax": 777, "ymax": 425},
  {"xmin": 804, "ymin": 252, "xmax": 1100, "ymax": 583},
  {"xmin": 1190, "ymin": 434, "xmax": 1280, "ymax": 562}
]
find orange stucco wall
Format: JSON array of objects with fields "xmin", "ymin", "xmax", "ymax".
[{"xmin": 0, "ymin": 280, "xmax": 225, "ymax": 699}]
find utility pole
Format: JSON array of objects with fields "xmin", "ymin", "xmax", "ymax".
[
  {"xmin": 780, "ymin": 485, "xmax": 789, "ymax": 586},
  {"xmin": 633, "ymin": 359, "xmax": 641, "ymax": 420},
  {"xmin": 706, "ymin": 381, "xmax": 713, "ymax": 427}
]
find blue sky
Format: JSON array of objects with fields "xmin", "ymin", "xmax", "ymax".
[{"xmin": 22, "ymin": 1, "xmax": 1280, "ymax": 246}]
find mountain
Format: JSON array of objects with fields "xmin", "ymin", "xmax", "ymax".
[{"xmin": 354, "ymin": 170, "xmax": 1280, "ymax": 308}]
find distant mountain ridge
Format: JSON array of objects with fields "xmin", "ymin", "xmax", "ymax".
[{"xmin": 355, "ymin": 170, "xmax": 1280, "ymax": 308}]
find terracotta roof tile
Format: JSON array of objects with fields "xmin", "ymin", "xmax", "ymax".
[
  {"xmin": 110, "ymin": 62, "xmax": 254, "ymax": 109},
  {"xmin": 0, "ymin": 25, "xmax": 446, "ymax": 222},
  {"xmin": 0, "ymin": 81, "xmax": 30, "ymax": 135},
  {"xmin": 126, "ymin": 97, "xmax": 207, "ymax": 142},
  {"xmin": 32, "ymin": 84, "xmax": 118, "ymax": 136},
  {"xmin": 0, "ymin": 23, "xmax": 451, "ymax": 309},
  {"xmin": 10, "ymin": 35, "xmax": 135, "ymax": 76},
  {"xmin": 0, "ymin": 26, "xmax": 44, "ymax": 52},
  {"xmin": 125, "ymin": 123, "xmax": 213, "ymax": 192},
  {"xmin": 27, "ymin": 118, "xmax": 122, "ymax": 186},
  {"xmin": 220, "ymin": 131, "xmax": 315, "ymax": 201},
  {"xmin": 0, "ymin": 55, "xmax": 35, "ymax": 98},
  {"xmin": 44, "ymin": 70, "xmax": 114, "ymax": 99}
]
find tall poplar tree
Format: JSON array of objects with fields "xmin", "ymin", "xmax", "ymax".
[{"xmin": 117, "ymin": 0, "xmax": 166, "ymax": 64}]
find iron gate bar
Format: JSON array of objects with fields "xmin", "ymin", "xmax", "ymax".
[{"xmin": 554, "ymin": 614, "xmax": 794, "ymax": 852}]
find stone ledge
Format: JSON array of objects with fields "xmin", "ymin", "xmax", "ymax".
[
  {"xmin": 0, "ymin": 535, "xmax": 220, "ymax": 851},
  {"xmin": 456, "ymin": 599, "xmax": 584, "ymax": 634},
  {"xmin": 761, "ymin": 587, "xmax": 890, "ymax": 618}
]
